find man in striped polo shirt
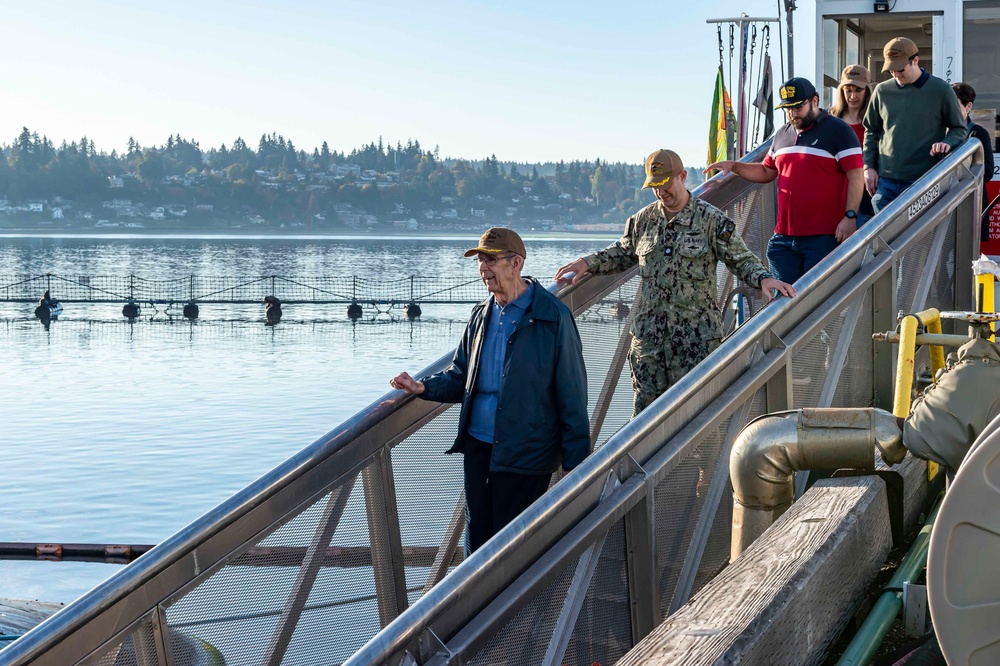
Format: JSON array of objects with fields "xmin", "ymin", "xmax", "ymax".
[{"xmin": 708, "ymin": 77, "xmax": 864, "ymax": 284}]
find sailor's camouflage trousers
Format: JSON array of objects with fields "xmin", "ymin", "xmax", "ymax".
[{"xmin": 627, "ymin": 334, "xmax": 721, "ymax": 416}]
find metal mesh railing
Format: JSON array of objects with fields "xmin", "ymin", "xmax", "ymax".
[
  {"xmin": 336, "ymin": 142, "xmax": 981, "ymax": 665},
  {"xmin": 0, "ymin": 139, "xmax": 983, "ymax": 666},
  {"xmin": 563, "ymin": 520, "xmax": 632, "ymax": 666},
  {"xmin": 78, "ymin": 619, "xmax": 156, "ymax": 666}
]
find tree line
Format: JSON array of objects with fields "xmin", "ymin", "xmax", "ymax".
[{"xmin": 1, "ymin": 127, "xmax": 664, "ymax": 226}]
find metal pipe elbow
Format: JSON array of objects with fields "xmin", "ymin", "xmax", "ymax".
[
  {"xmin": 731, "ymin": 408, "xmax": 903, "ymax": 508},
  {"xmin": 730, "ymin": 411, "xmax": 800, "ymax": 515},
  {"xmin": 729, "ymin": 408, "xmax": 903, "ymax": 561}
]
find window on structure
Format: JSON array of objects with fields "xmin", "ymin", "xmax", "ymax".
[
  {"xmin": 964, "ymin": 0, "xmax": 1000, "ymax": 151},
  {"xmin": 823, "ymin": 19, "xmax": 842, "ymax": 105},
  {"xmin": 845, "ymin": 22, "xmax": 861, "ymax": 69}
]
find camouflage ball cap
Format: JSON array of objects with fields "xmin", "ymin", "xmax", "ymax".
[
  {"xmin": 463, "ymin": 227, "xmax": 527, "ymax": 258},
  {"xmin": 882, "ymin": 37, "xmax": 918, "ymax": 72},
  {"xmin": 643, "ymin": 149, "xmax": 683, "ymax": 188}
]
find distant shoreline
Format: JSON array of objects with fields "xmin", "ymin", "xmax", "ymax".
[{"xmin": 0, "ymin": 228, "xmax": 621, "ymax": 242}]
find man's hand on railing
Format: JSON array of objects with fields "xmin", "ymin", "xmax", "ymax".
[
  {"xmin": 864, "ymin": 167, "xmax": 879, "ymax": 197},
  {"xmin": 704, "ymin": 160, "xmax": 737, "ymax": 175},
  {"xmin": 390, "ymin": 372, "xmax": 425, "ymax": 395},
  {"xmin": 930, "ymin": 142, "xmax": 952, "ymax": 156}
]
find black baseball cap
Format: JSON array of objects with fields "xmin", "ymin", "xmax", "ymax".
[{"xmin": 776, "ymin": 77, "xmax": 818, "ymax": 109}]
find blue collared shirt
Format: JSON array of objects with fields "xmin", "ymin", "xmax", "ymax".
[{"xmin": 467, "ymin": 281, "xmax": 534, "ymax": 443}]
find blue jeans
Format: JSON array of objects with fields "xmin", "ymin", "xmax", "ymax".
[
  {"xmin": 766, "ymin": 233, "xmax": 839, "ymax": 284},
  {"xmin": 872, "ymin": 176, "xmax": 916, "ymax": 213},
  {"xmin": 856, "ymin": 213, "xmax": 873, "ymax": 227}
]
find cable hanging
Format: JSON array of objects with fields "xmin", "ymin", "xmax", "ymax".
[{"xmin": 750, "ymin": 25, "xmax": 762, "ymax": 147}]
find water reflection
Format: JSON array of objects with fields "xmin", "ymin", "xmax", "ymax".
[{"xmin": 0, "ymin": 236, "xmax": 613, "ymax": 603}]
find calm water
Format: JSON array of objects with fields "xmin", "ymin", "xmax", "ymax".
[{"xmin": 0, "ymin": 234, "xmax": 613, "ymax": 603}]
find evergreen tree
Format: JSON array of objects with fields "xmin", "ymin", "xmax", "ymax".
[{"xmin": 590, "ymin": 165, "xmax": 605, "ymax": 205}]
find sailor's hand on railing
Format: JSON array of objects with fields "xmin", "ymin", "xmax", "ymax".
[
  {"xmin": 390, "ymin": 372, "xmax": 425, "ymax": 395},
  {"xmin": 760, "ymin": 277, "xmax": 796, "ymax": 303},
  {"xmin": 555, "ymin": 258, "xmax": 589, "ymax": 285}
]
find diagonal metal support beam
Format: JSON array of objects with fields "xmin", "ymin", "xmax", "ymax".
[
  {"xmin": 422, "ymin": 490, "xmax": 466, "ymax": 595},
  {"xmin": 817, "ymin": 290, "xmax": 869, "ymax": 409},
  {"xmin": 911, "ymin": 216, "xmax": 951, "ymax": 313},
  {"xmin": 541, "ymin": 472, "xmax": 620, "ymax": 666},
  {"xmin": 819, "ymin": 247, "xmax": 877, "ymax": 401},
  {"xmin": 364, "ymin": 447, "xmax": 409, "ymax": 628},
  {"xmin": 589, "ymin": 289, "xmax": 641, "ymax": 447},
  {"xmin": 262, "ymin": 476, "xmax": 356, "ymax": 666},
  {"xmin": 668, "ymin": 344, "xmax": 764, "ymax": 614},
  {"xmin": 716, "ymin": 185, "xmax": 765, "ymax": 310},
  {"xmin": 133, "ymin": 605, "xmax": 170, "ymax": 666},
  {"xmin": 621, "ymin": 454, "xmax": 658, "ymax": 642}
]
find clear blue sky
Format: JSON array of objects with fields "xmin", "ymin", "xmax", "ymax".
[{"xmin": 1, "ymin": 1, "xmax": 815, "ymax": 167}]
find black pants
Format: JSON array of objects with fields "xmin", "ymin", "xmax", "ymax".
[{"xmin": 463, "ymin": 434, "xmax": 551, "ymax": 555}]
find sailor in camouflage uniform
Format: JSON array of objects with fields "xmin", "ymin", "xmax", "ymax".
[{"xmin": 557, "ymin": 149, "xmax": 795, "ymax": 415}]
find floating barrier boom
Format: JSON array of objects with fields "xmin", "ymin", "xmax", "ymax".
[{"xmin": 0, "ymin": 273, "xmax": 494, "ymax": 306}]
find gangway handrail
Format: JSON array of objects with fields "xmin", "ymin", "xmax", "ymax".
[
  {"xmin": 344, "ymin": 140, "xmax": 986, "ymax": 664},
  {"xmin": 0, "ymin": 139, "xmax": 983, "ymax": 666}
]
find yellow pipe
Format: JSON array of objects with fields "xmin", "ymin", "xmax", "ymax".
[
  {"xmin": 894, "ymin": 312, "xmax": 941, "ymax": 480},
  {"xmin": 894, "ymin": 315, "xmax": 919, "ymax": 419},
  {"xmin": 915, "ymin": 308, "xmax": 945, "ymax": 380},
  {"xmin": 977, "ymin": 273, "xmax": 996, "ymax": 332}
]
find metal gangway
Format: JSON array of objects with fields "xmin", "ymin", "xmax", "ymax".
[{"xmin": 0, "ymin": 139, "xmax": 984, "ymax": 666}]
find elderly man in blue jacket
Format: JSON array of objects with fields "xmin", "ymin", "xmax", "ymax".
[{"xmin": 391, "ymin": 227, "xmax": 590, "ymax": 553}]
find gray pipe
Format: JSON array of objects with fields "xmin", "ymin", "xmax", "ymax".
[{"xmin": 730, "ymin": 408, "xmax": 905, "ymax": 561}]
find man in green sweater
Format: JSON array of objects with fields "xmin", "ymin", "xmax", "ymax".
[{"xmin": 862, "ymin": 37, "xmax": 967, "ymax": 212}]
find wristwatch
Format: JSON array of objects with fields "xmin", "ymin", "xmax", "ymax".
[{"xmin": 845, "ymin": 210, "xmax": 857, "ymax": 220}]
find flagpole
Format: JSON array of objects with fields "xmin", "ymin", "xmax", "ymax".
[
  {"xmin": 707, "ymin": 15, "xmax": 782, "ymax": 157},
  {"xmin": 783, "ymin": 0, "xmax": 796, "ymax": 78},
  {"xmin": 736, "ymin": 21, "xmax": 750, "ymax": 159}
]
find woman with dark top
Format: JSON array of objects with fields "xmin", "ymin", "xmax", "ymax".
[
  {"xmin": 952, "ymin": 82, "xmax": 996, "ymax": 241},
  {"xmin": 831, "ymin": 65, "xmax": 875, "ymax": 226}
]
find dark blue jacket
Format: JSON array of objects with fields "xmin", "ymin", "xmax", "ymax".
[{"xmin": 420, "ymin": 278, "xmax": 590, "ymax": 474}]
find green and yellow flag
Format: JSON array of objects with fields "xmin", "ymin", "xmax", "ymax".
[{"xmin": 708, "ymin": 66, "xmax": 735, "ymax": 169}]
